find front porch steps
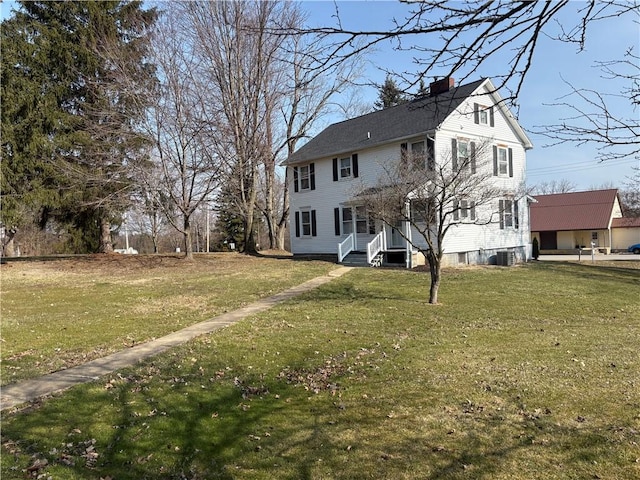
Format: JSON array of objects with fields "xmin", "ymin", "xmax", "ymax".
[{"xmin": 340, "ymin": 251, "xmax": 383, "ymax": 267}]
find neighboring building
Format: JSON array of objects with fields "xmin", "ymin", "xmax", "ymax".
[
  {"xmin": 612, "ymin": 217, "xmax": 640, "ymax": 251},
  {"xmin": 283, "ymin": 77, "xmax": 534, "ymax": 267},
  {"xmin": 530, "ymin": 189, "xmax": 639, "ymax": 254}
]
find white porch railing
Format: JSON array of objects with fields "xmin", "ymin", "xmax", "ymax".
[
  {"xmin": 337, "ymin": 233, "xmax": 355, "ymax": 263},
  {"xmin": 367, "ymin": 231, "xmax": 385, "ymax": 265}
]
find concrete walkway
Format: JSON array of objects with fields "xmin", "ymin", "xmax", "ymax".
[{"xmin": 1, "ymin": 266, "xmax": 353, "ymax": 412}]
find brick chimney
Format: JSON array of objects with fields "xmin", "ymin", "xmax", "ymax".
[{"xmin": 430, "ymin": 77, "xmax": 455, "ymax": 96}]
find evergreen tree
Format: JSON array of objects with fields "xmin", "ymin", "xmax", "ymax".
[
  {"xmin": 1, "ymin": 1, "xmax": 157, "ymax": 254},
  {"xmin": 416, "ymin": 78, "xmax": 429, "ymax": 98},
  {"xmin": 215, "ymin": 184, "xmax": 245, "ymax": 251},
  {"xmin": 374, "ymin": 75, "xmax": 407, "ymax": 110}
]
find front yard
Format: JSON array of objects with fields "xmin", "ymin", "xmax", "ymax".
[{"xmin": 1, "ymin": 256, "xmax": 639, "ymax": 479}]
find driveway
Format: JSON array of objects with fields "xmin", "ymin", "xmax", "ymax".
[{"xmin": 538, "ymin": 253, "xmax": 639, "ymax": 262}]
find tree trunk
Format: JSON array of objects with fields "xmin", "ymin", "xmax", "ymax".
[
  {"xmin": 427, "ymin": 251, "xmax": 441, "ymax": 304},
  {"xmin": 99, "ymin": 217, "xmax": 114, "ymax": 253},
  {"xmin": 183, "ymin": 215, "xmax": 193, "ymax": 259},
  {"xmin": 275, "ymin": 221, "xmax": 287, "ymax": 251},
  {"xmin": 275, "ymin": 175, "xmax": 289, "ymax": 251},
  {"xmin": 264, "ymin": 165, "xmax": 277, "ymax": 249},
  {"xmin": 2, "ymin": 227, "xmax": 18, "ymax": 257}
]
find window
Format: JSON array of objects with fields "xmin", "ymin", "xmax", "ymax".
[
  {"xmin": 337, "ymin": 206, "xmax": 374, "ymax": 235},
  {"xmin": 301, "ymin": 210, "xmax": 312, "ymax": 236},
  {"xmin": 452, "ymin": 139, "xmax": 476, "ymax": 172},
  {"xmin": 498, "ymin": 147, "xmax": 508, "ymax": 175},
  {"xmin": 479, "ymin": 108, "xmax": 488, "ymax": 125},
  {"xmin": 493, "ymin": 146, "xmax": 513, "ymax": 177},
  {"xmin": 401, "ymin": 140, "xmax": 429, "ymax": 170},
  {"xmin": 356, "ymin": 206, "xmax": 368, "ymax": 234},
  {"xmin": 453, "ymin": 199, "xmax": 476, "ymax": 221},
  {"xmin": 340, "ymin": 157, "xmax": 351, "ymax": 178},
  {"xmin": 499, "ymin": 199, "xmax": 517, "ymax": 229},
  {"xmin": 333, "ymin": 155, "xmax": 358, "ymax": 181},
  {"xmin": 411, "ymin": 199, "xmax": 433, "ymax": 224},
  {"xmin": 411, "ymin": 141, "xmax": 425, "ymax": 169},
  {"xmin": 295, "ymin": 209, "xmax": 317, "ymax": 237},
  {"xmin": 458, "ymin": 140, "xmax": 470, "ymax": 168},
  {"xmin": 299, "ymin": 165, "xmax": 310, "ymax": 190},
  {"xmin": 474, "ymin": 103, "xmax": 494, "ymax": 126},
  {"xmin": 293, "ymin": 163, "xmax": 315, "ymax": 192},
  {"xmin": 342, "ymin": 207, "xmax": 353, "ymax": 234}
]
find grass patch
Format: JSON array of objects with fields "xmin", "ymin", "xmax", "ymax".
[
  {"xmin": 2, "ymin": 260, "xmax": 640, "ymax": 479},
  {"xmin": 0, "ymin": 253, "xmax": 336, "ymax": 385}
]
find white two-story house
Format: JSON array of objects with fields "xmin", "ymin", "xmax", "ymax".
[{"xmin": 283, "ymin": 77, "xmax": 534, "ymax": 267}]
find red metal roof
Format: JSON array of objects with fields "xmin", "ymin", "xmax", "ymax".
[
  {"xmin": 530, "ymin": 189, "xmax": 619, "ymax": 232},
  {"xmin": 612, "ymin": 217, "xmax": 640, "ymax": 228}
]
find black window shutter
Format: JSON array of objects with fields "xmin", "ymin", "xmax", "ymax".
[
  {"xmin": 451, "ymin": 138, "xmax": 458, "ymax": 170},
  {"xmin": 334, "ymin": 208, "xmax": 340, "ymax": 236},
  {"xmin": 295, "ymin": 211, "xmax": 300, "ymax": 237},
  {"xmin": 508, "ymin": 148, "xmax": 514, "ymax": 177},
  {"xmin": 309, "ymin": 163, "xmax": 315, "ymax": 190},
  {"xmin": 293, "ymin": 167, "xmax": 299, "ymax": 192},
  {"xmin": 426, "ymin": 138, "xmax": 435, "ymax": 170},
  {"xmin": 470, "ymin": 142, "xmax": 476, "ymax": 174},
  {"xmin": 489, "ymin": 106, "xmax": 495, "ymax": 127},
  {"xmin": 493, "ymin": 146, "xmax": 498, "ymax": 176},
  {"xmin": 332, "ymin": 158, "xmax": 338, "ymax": 181},
  {"xmin": 514, "ymin": 200, "xmax": 519, "ymax": 229},
  {"xmin": 473, "ymin": 103, "xmax": 479, "ymax": 124},
  {"xmin": 498, "ymin": 200, "xmax": 505, "ymax": 229},
  {"xmin": 470, "ymin": 201, "xmax": 476, "ymax": 221},
  {"xmin": 453, "ymin": 199, "xmax": 459, "ymax": 221},
  {"xmin": 352, "ymin": 154, "xmax": 359, "ymax": 178},
  {"xmin": 311, "ymin": 210, "xmax": 317, "ymax": 237}
]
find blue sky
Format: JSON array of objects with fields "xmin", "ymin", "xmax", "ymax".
[
  {"xmin": 302, "ymin": 1, "xmax": 640, "ymax": 190},
  {"xmin": 3, "ymin": 0, "xmax": 638, "ymax": 190}
]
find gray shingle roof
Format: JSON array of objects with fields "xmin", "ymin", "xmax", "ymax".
[{"xmin": 285, "ymin": 78, "xmax": 487, "ymax": 165}]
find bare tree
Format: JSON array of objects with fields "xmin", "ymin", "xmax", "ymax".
[
  {"xmin": 292, "ymin": 1, "xmax": 635, "ymax": 96},
  {"xmin": 285, "ymin": 0, "xmax": 637, "ymax": 161},
  {"xmin": 147, "ymin": 13, "xmax": 223, "ymax": 260},
  {"xmin": 621, "ymin": 166, "xmax": 640, "ymax": 217},
  {"xmin": 183, "ymin": 1, "xmax": 288, "ymax": 254},
  {"xmin": 535, "ymin": 51, "xmax": 640, "ymax": 161},
  {"xmin": 531, "ymin": 179, "xmax": 577, "ymax": 195},
  {"xmin": 358, "ymin": 141, "xmax": 507, "ymax": 304},
  {"xmin": 261, "ymin": 9, "xmax": 364, "ymax": 250},
  {"xmin": 130, "ymin": 164, "xmax": 173, "ymax": 253}
]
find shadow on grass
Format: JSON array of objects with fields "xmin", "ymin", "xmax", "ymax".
[
  {"xmin": 533, "ymin": 261, "xmax": 640, "ymax": 287},
  {"xmin": 2, "ymin": 356, "xmax": 630, "ymax": 479}
]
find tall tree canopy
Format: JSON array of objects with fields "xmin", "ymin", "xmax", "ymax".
[{"xmin": 1, "ymin": 0, "xmax": 157, "ymax": 254}]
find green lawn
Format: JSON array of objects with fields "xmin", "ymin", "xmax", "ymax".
[
  {"xmin": 2, "ymin": 258, "xmax": 639, "ymax": 479},
  {"xmin": 0, "ymin": 253, "xmax": 335, "ymax": 385}
]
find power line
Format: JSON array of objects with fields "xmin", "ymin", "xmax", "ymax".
[{"xmin": 527, "ymin": 157, "xmax": 636, "ymax": 177}]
